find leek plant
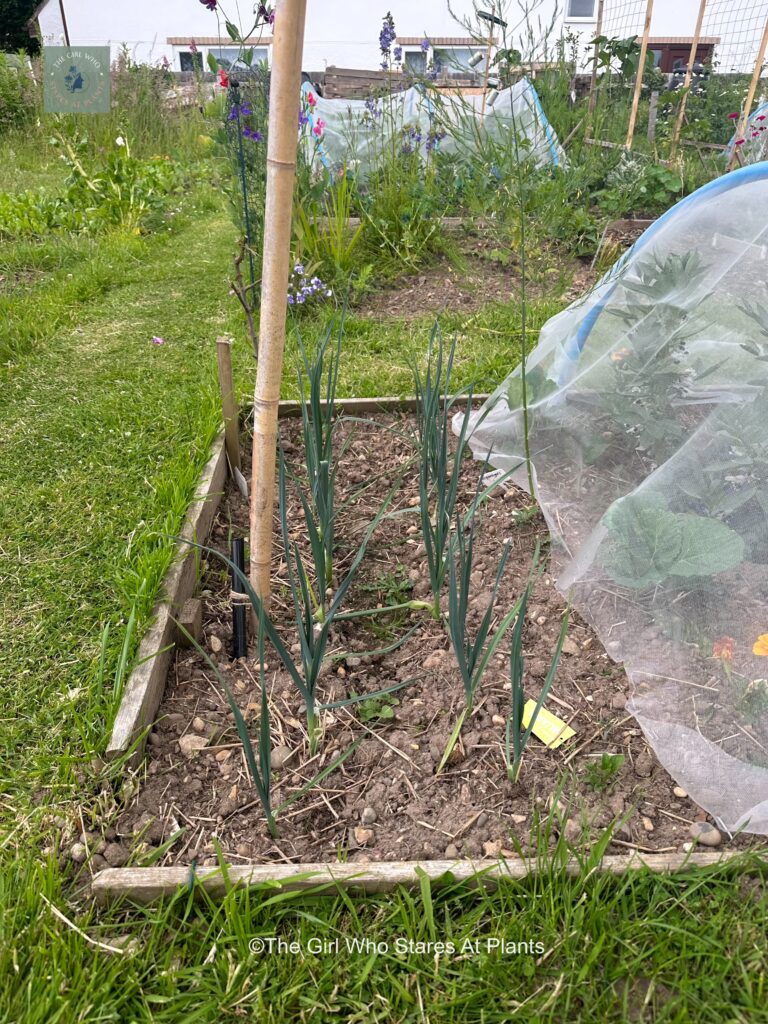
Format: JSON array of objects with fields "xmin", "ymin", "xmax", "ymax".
[
  {"xmin": 505, "ymin": 586, "xmax": 570, "ymax": 783},
  {"xmin": 276, "ymin": 450, "xmax": 402, "ymax": 752},
  {"xmin": 412, "ymin": 326, "xmax": 473, "ymax": 620},
  {"xmin": 437, "ymin": 496, "xmax": 526, "ymax": 772},
  {"xmin": 295, "ymin": 322, "xmax": 342, "ymax": 621}
]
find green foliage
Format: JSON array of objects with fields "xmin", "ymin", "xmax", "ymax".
[
  {"xmin": 0, "ymin": 50, "xmax": 36, "ymax": 133},
  {"xmin": 0, "ymin": 0, "xmax": 39, "ymax": 53},
  {"xmin": 584, "ymin": 753, "xmax": 626, "ymax": 792},
  {"xmin": 353, "ymin": 689, "xmax": 400, "ymax": 722},
  {"xmin": 0, "ymin": 129, "xmax": 181, "ymax": 238},
  {"xmin": 293, "ymin": 171, "xmax": 370, "ymax": 292},
  {"xmin": 601, "ymin": 494, "xmax": 745, "ymax": 589},
  {"xmin": 597, "ymin": 155, "xmax": 683, "ymax": 217},
  {"xmin": 589, "ymin": 36, "xmax": 650, "ymax": 82}
]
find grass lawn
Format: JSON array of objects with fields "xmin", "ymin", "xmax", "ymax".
[{"xmin": 2, "ymin": 182, "xmax": 767, "ymax": 1021}]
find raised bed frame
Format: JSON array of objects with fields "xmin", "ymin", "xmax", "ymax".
[{"xmin": 98, "ymin": 395, "xmax": 762, "ymax": 904}]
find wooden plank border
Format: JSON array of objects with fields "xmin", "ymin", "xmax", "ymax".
[
  {"xmin": 92, "ymin": 851, "xmax": 748, "ymax": 905},
  {"xmin": 106, "ymin": 433, "xmax": 228, "ymax": 762}
]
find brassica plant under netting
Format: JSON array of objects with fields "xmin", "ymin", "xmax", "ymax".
[
  {"xmin": 457, "ymin": 164, "xmax": 768, "ymax": 834},
  {"xmin": 302, "ymin": 79, "xmax": 564, "ymax": 176}
]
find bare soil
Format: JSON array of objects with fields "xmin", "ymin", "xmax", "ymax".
[{"xmin": 114, "ymin": 415, "xmax": 756, "ymax": 869}]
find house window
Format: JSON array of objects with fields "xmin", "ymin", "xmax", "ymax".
[
  {"xmin": 433, "ymin": 47, "xmax": 474, "ymax": 77},
  {"xmin": 208, "ymin": 45, "xmax": 268, "ymax": 69},
  {"xmin": 179, "ymin": 51, "xmax": 203, "ymax": 72},
  {"xmin": 404, "ymin": 50, "xmax": 427, "ymax": 75},
  {"xmin": 566, "ymin": 0, "xmax": 596, "ymax": 18}
]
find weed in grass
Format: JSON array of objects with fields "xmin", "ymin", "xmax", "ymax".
[{"xmin": 584, "ymin": 753, "xmax": 627, "ymax": 793}]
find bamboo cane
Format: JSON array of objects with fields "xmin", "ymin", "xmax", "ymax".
[
  {"xmin": 727, "ymin": 15, "xmax": 768, "ymax": 173},
  {"xmin": 668, "ymin": 0, "xmax": 707, "ymax": 163},
  {"xmin": 216, "ymin": 336, "xmax": 241, "ymax": 476},
  {"xmin": 625, "ymin": 0, "xmax": 654, "ymax": 151},
  {"xmin": 585, "ymin": 0, "xmax": 605, "ymax": 133},
  {"xmin": 249, "ymin": 0, "xmax": 308, "ymax": 604}
]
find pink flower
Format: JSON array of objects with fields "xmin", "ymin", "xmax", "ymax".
[
  {"xmin": 312, "ymin": 118, "xmax": 325, "ymax": 137},
  {"xmin": 758, "ymin": 115, "xmax": 766, "ymax": 121},
  {"xmin": 306, "ymin": 91, "xmax": 316, "ymax": 106},
  {"xmin": 728, "ymin": 112, "xmax": 740, "ymax": 119},
  {"xmin": 753, "ymin": 131, "xmax": 760, "ymax": 137},
  {"xmin": 219, "ymin": 68, "xmax": 229, "ymax": 88},
  {"xmin": 151, "ymin": 336, "xmax": 165, "ymax": 345},
  {"xmin": 736, "ymin": 138, "xmax": 746, "ymax": 145}
]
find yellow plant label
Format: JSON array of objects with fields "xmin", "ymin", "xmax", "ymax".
[{"xmin": 522, "ymin": 701, "xmax": 575, "ymax": 749}]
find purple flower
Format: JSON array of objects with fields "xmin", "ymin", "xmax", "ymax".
[
  {"xmin": 421, "ymin": 37, "xmax": 430, "ymax": 52},
  {"xmin": 393, "ymin": 45, "xmax": 403, "ymax": 62},
  {"xmin": 243, "ymin": 127, "xmax": 263, "ymax": 141},
  {"xmin": 298, "ymin": 109, "xmax": 310, "ymax": 127},
  {"xmin": 379, "ymin": 12, "xmax": 396, "ymax": 54},
  {"xmin": 151, "ymin": 336, "xmax": 165, "ymax": 345},
  {"xmin": 287, "ymin": 294, "xmax": 295, "ymax": 305},
  {"xmin": 199, "ymin": 0, "xmax": 217, "ymax": 10}
]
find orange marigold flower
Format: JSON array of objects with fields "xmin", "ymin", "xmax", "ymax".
[
  {"xmin": 713, "ymin": 636, "xmax": 735, "ymax": 660},
  {"xmin": 752, "ymin": 634, "xmax": 768, "ymax": 657}
]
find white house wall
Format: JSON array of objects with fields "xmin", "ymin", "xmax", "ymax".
[{"xmin": 34, "ymin": 0, "xmax": 750, "ymax": 74}]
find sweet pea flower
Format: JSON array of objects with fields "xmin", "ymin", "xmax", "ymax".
[
  {"xmin": 200, "ymin": 0, "xmax": 217, "ymax": 10},
  {"xmin": 219, "ymin": 68, "xmax": 229, "ymax": 88},
  {"xmin": 313, "ymin": 118, "xmax": 326, "ymax": 137},
  {"xmin": 735, "ymin": 138, "xmax": 746, "ymax": 145},
  {"xmin": 307, "ymin": 91, "xmax": 316, "ymax": 106},
  {"xmin": 728, "ymin": 112, "xmax": 740, "ymax": 119}
]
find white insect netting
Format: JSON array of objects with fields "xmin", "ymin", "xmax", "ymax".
[
  {"xmin": 303, "ymin": 79, "xmax": 564, "ymax": 175},
  {"xmin": 457, "ymin": 164, "xmax": 768, "ymax": 834}
]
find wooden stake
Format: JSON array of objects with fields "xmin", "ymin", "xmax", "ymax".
[
  {"xmin": 668, "ymin": 0, "xmax": 707, "ymax": 162},
  {"xmin": 249, "ymin": 0, "xmax": 308, "ymax": 604},
  {"xmin": 625, "ymin": 0, "xmax": 654, "ymax": 151},
  {"xmin": 586, "ymin": 0, "xmax": 605, "ymax": 131},
  {"xmin": 216, "ymin": 337, "xmax": 241, "ymax": 476},
  {"xmin": 727, "ymin": 15, "xmax": 768, "ymax": 173}
]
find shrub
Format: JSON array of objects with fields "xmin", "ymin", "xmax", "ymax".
[{"xmin": 0, "ymin": 52, "xmax": 36, "ymax": 134}]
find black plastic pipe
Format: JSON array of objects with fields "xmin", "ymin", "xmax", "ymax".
[{"xmin": 231, "ymin": 538, "xmax": 248, "ymax": 660}]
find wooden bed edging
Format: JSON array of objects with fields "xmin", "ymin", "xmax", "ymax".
[
  {"xmin": 105, "ymin": 392, "xmax": 489, "ymax": 762},
  {"xmin": 105, "ymin": 432, "xmax": 228, "ymax": 763},
  {"xmin": 91, "ymin": 851, "xmax": 746, "ymax": 905}
]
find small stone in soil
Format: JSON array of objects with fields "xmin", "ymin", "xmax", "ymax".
[
  {"xmin": 673, "ymin": 786, "xmax": 688, "ymax": 798},
  {"xmin": 483, "ymin": 840, "xmax": 503, "ymax": 858},
  {"xmin": 688, "ymin": 822, "xmax": 722, "ymax": 847},
  {"xmin": 209, "ymin": 635, "xmax": 223, "ymax": 653},
  {"xmin": 444, "ymin": 843, "xmax": 459, "ymax": 859},
  {"xmin": 360, "ymin": 807, "xmax": 378, "ymax": 825},
  {"xmin": 103, "ymin": 842, "xmax": 129, "ymax": 867},
  {"xmin": 634, "ymin": 751, "xmax": 653, "ymax": 778},
  {"xmin": 179, "ymin": 734, "xmax": 209, "ymax": 757},
  {"xmin": 270, "ymin": 745, "xmax": 292, "ymax": 770},
  {"xmin": 641, "ymin": 816, "xmax": 654, "ymax": 833},
  {"xmin": 192, "ymin": 717, "xmax": 206, "ymax": 733},
  {"xmin": 70, "ymin": 843, "xmax": 87, "ymax": 864},
  {"xmin": 353, "ymin": 827, "xmax": 374, "ymax": 847}
]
